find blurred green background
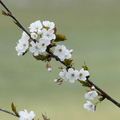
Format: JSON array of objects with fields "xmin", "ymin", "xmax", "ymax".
[{"xmin": 0, "ymin": 0, "xmax": 120, "ymax": 120}]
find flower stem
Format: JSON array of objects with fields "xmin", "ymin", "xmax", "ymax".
[{"xmin": 0, "ymin": 108, "xmax": 18, "ymax": 117}]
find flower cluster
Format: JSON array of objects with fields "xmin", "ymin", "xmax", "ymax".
[
  {"xmin": 59, "ymin": 68, "xmax": 89, "ymax": 83},
  {"xmin": 15, "ymin": 20, "xmax": 100, "ymax": 112},
  {"xmin": 16, "ymin": 20, "xmax": 72, "ymax": 63},
  {"xmin": 83, "ymin": 88, "xmax": 98, "ymax": 112},
  {"xmin": 16, "ymin": 20, "xmax": 56, "ymax": 56}
]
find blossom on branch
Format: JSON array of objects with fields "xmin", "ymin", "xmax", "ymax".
[
  {"xmin": 84, "ymin": 90, "xmax": 98, "ymax": 100},
  {"xmin": 42, "ymin": 29, "xmax": 56, "ymax": 41},
  {"xmin": 66, "ymin": 68, "xmax": 79, "ymax": 83},
  {"xmin": 59, "ymin": 69, "xmax": 68, "ymax": 81},
  {"xmin": 16, "ymin": 32, "xmax": 29, "ymax": 56},
  {"xmin": 78, "ymin": 68, "xmax": 90, "ymax": 81},
  {"xmin": 29, "ymin": 38, "xmax": 50, "ymax": 56},
  {"xmin": 29, "ymin": 20, "xmax": 43, "ymax": 33},
  {"xmin": 53, "ymin": 45, "xmax": 72, "ymax": 61},
  {"xmin": 43, "ymin": 20, "xmax": 55, "ymax": 30},
  {"xmin": 83, "ymin": 101, "xmax": 96, "ymax": 112},
  {"xmin": 19, "ymin": 109, "xmax": 35, "ymax": 120}
]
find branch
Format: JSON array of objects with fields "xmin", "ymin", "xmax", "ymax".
[
  {"xmin": 0, "ymin": 0, "xmax": 34, "ymax": 42},
  {"xmin": 0, "ymin": 0, "xmax": 120, "ymax": 115},
  {"xmin": 0, "ymin": 108, "xmax": 18, "ymax": 117}
]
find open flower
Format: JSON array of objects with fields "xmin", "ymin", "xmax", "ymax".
[
  {"xmin": 42, "ymin": 29, "xmax": 56, "ymax": 41},
  {"xmin": 53, "ymin": 45, "xmax": 72, "ymax": 61},
  {"xmin": 66, "ymin": 68, "xmax": 79, "ymax": 83},
  {"xmin": 29, "ymin": 38, "xmax": 50, "ymax": 56},
  {"xmin": 29, "ymin": 20, "xmax": 43, "ymax": 33},
  {"xmin": 43, "ymin": 20, "xmax": 55, "ymax": 30},
  {"xmin": 59, "ymin": 69, "xmax": 68, "ymax": 81},
  {"xmin": 16, "ymin": 32, "xmax": 29, "ymax": 56},
  {"xmin": 84, "ymin": 90, "xmax": 98, "ymax": 100},
  {"xmin": 19, "ymin": 109, "xmax": 35, "ymax": 120},
  {"xmin": 83, "ymin": 101, "xmax": 96, "ymax": 112},
  {"xmin": 78, "ymin": 68, "xmax": 90, "ymax": 81}
]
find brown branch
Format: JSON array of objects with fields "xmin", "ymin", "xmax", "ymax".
[
  {"xmin": 0, "ymin": 108, "xmax": 18, "ymax": 117},
  {"xmin": 0, "ymin": 0, "xmax": 35, "ymax": 42},
  {"xmin": 87, "ymin": 79, "xmax": 120, "ymax": 108},
  {"xmin": 0, "ymin": 0, "xmax": 120, "ymax": 112}
]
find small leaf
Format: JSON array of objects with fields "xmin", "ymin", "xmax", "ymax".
[
  {"xmin": 99, "ymin": 96, "xmax": 105, "ymax": 102},
  {"xmin": 11, "ymin": 102, "xmax": 19, "ymax": 117},
  {"xmin": 1, "ymin": 10, "xmax": 8, "ymax": 16},
  {"xmin": 42, "ymin": 114, "xmax": 50, "ymax": 120},
  {"xmin": 54, "ymin": 34, "xmax": 66, "ymax": 42},
  {"xmin": 33, "ymin": 54, "xmax": 51, "ymax": 61},
  {"xmin": 64, "ymin": 59, "xmax": 73, "ymax": 67},
  {"xmin": 79, "ymin": 80, "xmax": 90, "ymax": 87},
  {"xmin": 82, "ymin": 61, "xmax": 89, "ymax": 70},
  {"xmin": 82, "ymin": 65, "xmax": 89, "ymax": 71}
]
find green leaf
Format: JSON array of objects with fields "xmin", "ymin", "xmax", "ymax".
[
  {"xmin": 1, "ymin": 10, "xmax": 8, "ymax": 16},
  {"xmin": 54, "ymin": 34, "xmax": 66, "ymax": 42},
  {"xmin": 79, "ymin": 80, "xmax": 90, "ymax": 87},
  {"xmin": 11, "ymin": 102, "xmax": 19, "ymax": 117},
  {"xmin": 64, "ymin": 59, "xmax": 73, "ymax": 67},
  {"xmin": 33, "ymin": 54, "xmax": 51, "ymax": 61}
]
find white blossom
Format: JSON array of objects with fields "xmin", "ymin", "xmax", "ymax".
[
  {"xmin": 78, "ymin": 68, "xmax": 90, "ymax": 81},
  {"xmin": 30, "ymin": 32, "xmax": 38, "ymax": 39},
  {"xmin": 59, "ymin": 69, "xmax": 68, "ymax": 81},
  {"xmin": 83, "ymin": 101, "xmax": 96, "ymax": 112},
  {"xmin": 29, "ymin": 38, "xmax": 50, "ymax": 56},
  {"xmin": 66, "ymin": 68, "xmax": 79, "ymax": 83},
  {"xmin": 29, "ymin": 20, "xmax": 43, "ymax": 33},
  {"xmin": 16, "ymin": 32, "xmax": 29, "ymax": 56},
  {"xmin": 53, "ymin": 45, "xmax": 72, "ymax": 61},
  {"xmin": 84, "ymin": 90, "xmax": 98, "ymax": 100},
  {"xmin": 42, "ymin": 28, "xmax": 56, "ymax": 41},
  {"xmin": 43, "ymin": 20, "xmax": 55, "ymax": 30},
  {"xmin": 19, "ymin": 109, "xmax": 35, "ymax": 120}
]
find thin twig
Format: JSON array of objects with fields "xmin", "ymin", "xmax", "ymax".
[
  {"xmin": 0, "ymin": 0, "xmax": 34, "ymax": 42},
  {"xmin": 0, "ymin": 108, "xmax": 18, "ymax": 117},
  {"xmin": 0, "ymin": 0, "xmax": 120, "ymax": 114},
  {"xmin": 87, "ymin": 79, "xmax": 120, "ymax": 107}
]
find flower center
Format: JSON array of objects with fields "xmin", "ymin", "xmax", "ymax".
[
  {"xmin": 42, "ymin": 43, "xmax": 45, "ymax": 46},
  {"xmin": 71, "ymin": 73, "xmax": 75, "ymax": 77},
  {"xmin": 58, "ymin": 48, "xmax": 62, "ymax": 52}
]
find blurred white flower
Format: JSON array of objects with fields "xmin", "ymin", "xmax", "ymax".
[
  {"xmin": 19, "ymin": 109, "xmax": 35, "ymax": 120},
  {"xmin": 84, "ymin": 90, "xmax": 98, "ymax": 100},
  {"xmin": 42, "ymin": 29, "xmax": 56, "ymax": 41},
  {"xmin": 16, "ymin": 32, "xmax": 29, "ymax": 56},
  {"xmin": 53, "ymin": 45, "xmax": 72, "ymax": 61},
  {"xmin": 59, "ymin": 69, "xmax": 68, "ymax": 81},
  {"xmin": 47, "ymin": 67, "xmax": 52, "ymax": 72},
  {"xmin": 83, "ymin": 101, "xmax": 96, "ymax": 112},
  {"xmin": 66, "ymin": 68, "xmax": 79, "ymax": 83},
  {"xmin": 78, "ymin": 68, "xmax": 90, "ymax": 81},
  {"xmin": 43, "ymin": 20, "xmax": 55, "ymax": 30},
  {"xmin": 30, "ymin": 32, "xmax": 38, "ymax": 39},
  {"xmin": 29, "ymin": 20, "xmax": 43, "ymax": 33}
]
